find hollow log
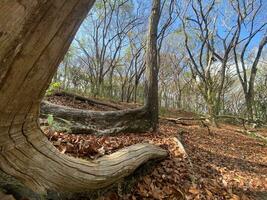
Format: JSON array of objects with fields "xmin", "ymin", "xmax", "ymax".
[{"xmin": 0, "ymin": 1, "xmax": 167, "ymax": 197}]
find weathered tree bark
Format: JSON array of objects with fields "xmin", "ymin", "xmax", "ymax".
[
  {"xmin": 0, "ymin": 1, "xmax": 167, "ymax": 197},
  {"xmin": 144, "ymin": 0, "xmax": 161, "ymax": 132},
  {"xmin": 41, "ymin": 101, "xmax": 151, "ymax": 134},
  {"xmin": 42, "ymin": 91, "xmax": 152, "ymax": 135}
]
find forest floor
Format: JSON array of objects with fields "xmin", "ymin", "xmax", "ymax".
[{"xmin": 42, "ymin": 95, "xmax": 267, "ymax": 200}]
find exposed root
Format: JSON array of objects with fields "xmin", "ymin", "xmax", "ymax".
[{"xmin": 41, "ymin": 101, "xmax": 152, "ymax": 134}]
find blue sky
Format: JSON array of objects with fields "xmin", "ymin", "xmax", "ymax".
[{"xmin": 72, "ymin": 0, "xmax": 267, "ymax": 58}]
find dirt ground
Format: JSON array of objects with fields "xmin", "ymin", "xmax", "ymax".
[{"xmin": 42, "ymin": 95, "xmax": 267, "ymax": 200}]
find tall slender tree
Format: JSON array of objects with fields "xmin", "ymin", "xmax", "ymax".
[
  {"xmin": 231, "ymin": 0, "xmax": 267, "ymax": 120},
  {"xmin": 145, "ymin": 0, "xmax": 161, "ymax": 131}
]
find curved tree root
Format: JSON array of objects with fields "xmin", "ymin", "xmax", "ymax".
[{"xmin": 0, "ymin": 107, "xmax": 167, "ymax": 195}]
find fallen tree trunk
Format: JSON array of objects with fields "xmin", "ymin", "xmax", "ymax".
[
  {"xmin": 162, "ymin": 115, "xmax": 266, "ymax": 127},
  {"xmin": 163, "ymin": 117, "xmax": 208, "ymax": 121},
  {"xmin": 160, "ymin": 116, "xmax": 209, "ymax": 126},
  {"xmin": 215, "ymin": 115, "xmax": 267, "ymax": 129},
  {"xmin": 52, "ymin": 91, "xmax": 124, "ymax": 110},
  {"xmin": 161, "ymin": 117, "xmax": 213, "ymax": 135},
  {"xmin": 0, "ymin": 1, "xmax": 167, "ymax": 198},
  {"xmin": 235, "ymin": 129, "xmax": 267, "ymax": 143},
  {"xmin": 41, "ymin": 101, "xmax": 152, "ymax": 134}
]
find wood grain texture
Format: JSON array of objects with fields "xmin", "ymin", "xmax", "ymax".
[
  {"xmin": 41, "ymin": 100, "xmax": 151, "ymax": 133},
  {"xmin": 0, "ymin": 0, "xmax": 167, "ymax": 194}
]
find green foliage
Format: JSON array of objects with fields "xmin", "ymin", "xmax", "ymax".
[
  {"xmin": 47, "ymin": 114, "xmax": 54, "ymax": 127},
  {"xmin": 47, "ymin": 114, "xmax": 60, "ymax": 131},
  {"xmin": 94, "ymin": 0, "xmax": 134, "ymax": 14},
  {"xmin": 46, "ymin": 82, "xmax": 61, "ymax": 96},
  {"xmin": 94, "ymin": 1, "xmax": 104, "ymax": 10},
  {"xmin": 46, "ymin": 114, "xmax": 69, "ymax": 132}
]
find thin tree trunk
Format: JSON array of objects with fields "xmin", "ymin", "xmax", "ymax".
[
  {"xmin": 144, "ymin": 0, "xmax": 161, "ymax": 131},
  {"xmin": 245, "ymin": 93, "xmax": 254, "ymax": 120},
  {"xmin": 63, "ymin": 60, "xmax": 69, "ymax": 89},
  {"xmin": 108, "ymin": 69, "xmax": 114, "ymax": 98}
]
